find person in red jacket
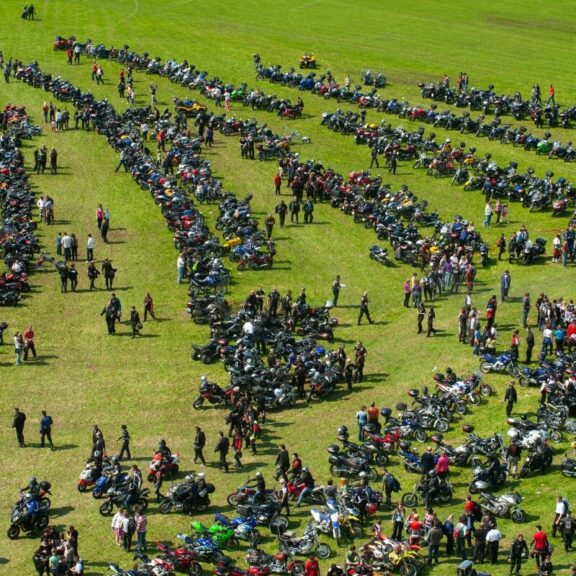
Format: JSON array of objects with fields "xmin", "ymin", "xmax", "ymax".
[
  {"xmin": 274, "ymin": 173, "xmax": 282, "ymax": 196},
  {"xmin": 436, "ymin": 451, "xmax": 450, "ymax": 480},
  {"xmin": 305, "ymin": 554, "xmax": 319, "ymax": 576}
]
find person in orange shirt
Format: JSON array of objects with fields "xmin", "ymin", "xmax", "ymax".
[{"xmin": 367, "ymin": 402, "xmax": 380, "ymax": 433}]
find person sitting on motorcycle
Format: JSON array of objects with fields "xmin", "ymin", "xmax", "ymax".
[
  {"xmin": 124, "ymin": 464, "xmax": 142, "ymax": 509},
  {"xmin": 327, "ymin": 564, "xmax": 344, "ymax": 576},
  {"xmin": 290, "ymin": 452, "xmax": 302, "ymax": 481},
  {"xmin": 296, "ymin": 467, "xmax": 314, "ymax": 507},
  {"xmin": 423, "ymin": 470, "xmax": 441, "ymax": 503},
  {"xmin": 21, "ymin": 476, "xmax": 40, "ymax": 500},
  {"xmin": 323, "ymin": 478, "xmax": 337, "ymax": 503},
  {"xmin": 444, "ymin": 367, "xmax": 457, "ymax": 385},
  {"xmin": 108, "ymin": 455, "xmax": 122, "ymax": 479},
  {"xmin": 155, "ymin": 439, "xmax": 172, "ymax": 460},
  {"xmin": 486, "ymin": 455, "xmax": 501, "ymax": 486},
  {"xmin": 345, "ymin": 545, "xmax": 360, "ymax": 570},
  {"xmin": 249, "ymin": 471, "xmax": 267, "ymax": 504},
  {"xmin": 24, "ymin": 495, "xmax": 39, "ymax": 528}
]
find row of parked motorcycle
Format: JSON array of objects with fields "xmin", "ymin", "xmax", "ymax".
[
  {"xmin": 321, "ymin": 109, "xmax": 576, "ymax": 229},
  {"xmin": 0, "ymin": 107, "xmax": 41, "ymax": 306},
  {"xmin": 418, "ymin": 80, "xmax": 576, "ymax": 126}
]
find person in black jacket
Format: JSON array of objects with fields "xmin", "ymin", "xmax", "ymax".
[
  {"xmin": 504, "ymin": 381, "xmax": 518, "ymax": 417},
  {"xmin": 275, "ymin": 444, "xmax": 290, "ymax": 481},
  {"xmin": 275, "ymin": 200, "xmax": 288, "ymax": 228},
  {"xmin": 193, "ymin": 426, "xmax": 206, "ymax": 465},
  {"xmin": 214, "ymin": 431, "xmax": 229, "ymax": 472},
  {"xmin": 13, "ymin": 407, "xmax": 26, "ymax": 447},
  {"xmin": 130, "ymin": 306, "xmax": 141, "ymax": 338},
  {"xmin": 358, "ymin": 292, "xmax": 374, "ymax": 325},
  {"xmin": 509, "ymin": 533, "xmax": 529, "ymax": 576},
  {"xmin": 118, "ymin": 424, "xmax": 131, "ymax": 461},
  {"xmin": 420, "ymin": 447, "xmax": 435, "ymax": 475}
]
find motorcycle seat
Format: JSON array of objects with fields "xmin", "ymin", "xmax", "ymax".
[{"xmin": 273, "ymin": 553, "xmax": 288, "ymax": 560}]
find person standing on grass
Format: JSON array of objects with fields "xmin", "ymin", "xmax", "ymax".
[
  {"xmin": 504, "ymin": 380, "xmax": 517, "ymax": 417},
  {"xmin": 100, "ymin": 217, "xmax": 109, "ymax": 243},
  {"xmin": 484, "ymin": 201, "xmax": 493, "ymax": 228},
  {"xmin": 101, "ymin": 259, "xmax": 115, "ymax": 290},
  {"xmin": 358, "ymin": 291, "xmax": 374, "ymax": 325},
  {"xmin": 86, "ymin": 234, "xmax": 95, "ymax": 261},
  {"xmin": 331, "ymin": 275, "xmax": 341, "ymax": 307},
  {"xmin": 193, "ymin": 426, "xmax": 206, "ymax": 465},
  {"xmin": 417, "ymin": 301, "xmax": 426, "ymax": 334},
  {"xmin": 14, "ymin": 332, "xmax": 24, "ymax": 366},
  {"xmin": 525, "ymin": 327, "xmax": 535, "ymax": 363},
  {"xmin": 118, "ymin": 424, "xmax": 131, "ymax": 461},
  {"xmin": 508, "ymin": 533, "xmax": 529, "ymax": 576},
  {"xmin": 134, "ymin": 507, "xmax": 148, "ymax": 553},
  {"xmin": 23, "ymin": 325, "xmax": 37, "ymax": 360},
  {"xmin": 530, "ymin": 525, "xmax": 549, "ymax": 568},
  {"xmin": 427, "ymin": 306, "xmax": 437, "ymax": 337},
  {"xmin": 130, "ymin": 306, "xmax": 141, "ymax": 338},
  {"xmin": 101, "ymin": 298, "xmax": 117, "ymax": 335},
  {"xmin": 49, "ymin": 147, "xmax": 57, "ymax": 174},
  {"xmin": 264, "ymin": 213, "xmax": 275, "ymax": 239},
  {"xmin": 500, "ymin": 270, "xmax": 511, "ymax": 302},
  {"xmin": 143, "ymin": 293, "xmax": 156, "ymax": 321},
  {"xmin": 560, "ymin": 512, "xmax": 574, "ymax": 552},
  {"xmin": 274, "ymin": 172, "xmax": 282, "ymax": 195},
  {"xmin": 177, "ymin": 254, "xmax": 186, "ymax": 284},
  {"xmin": 12, "ymin": 407, "xmax": 26, "ymax": 447},
  {"xmin": 88, "ymin": 261, "xmax": 100, "ymax": 291},
  {"xmin": 214, "ymin": 431, "xmax": 230, "ymax": 473},
  {"xmin": 39, "ymin": 410, "xmax": 54, "ymax": 450}
]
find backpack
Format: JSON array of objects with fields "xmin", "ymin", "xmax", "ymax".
[
  {"xmin": 563, "ymin": 498, "xmax": 570, "ymax": 515},
  {"xmin": 472, "ymin": 502, "xmax": 483, "ymax": 522},
  {"xmin": 386, "ymin": 475, "xmax": 401, "ymax": 493}
]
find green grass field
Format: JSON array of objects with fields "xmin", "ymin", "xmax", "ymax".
[{"xmin": 0, "ymin": 1, "xmax": 575, "ymax": 574}]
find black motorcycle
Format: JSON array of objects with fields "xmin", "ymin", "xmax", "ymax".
[
  {"xmin": 159, "ymin": 479, "xmax": 215, "ymax": 514},
  {"xmin": 8, "ymin": 507, "xmax": 49, "ymax": 539},
  {"xmin": 99, "ymin": 487, "xmax": 150, "ymax": 516}
]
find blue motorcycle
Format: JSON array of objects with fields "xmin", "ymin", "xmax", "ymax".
[
  {"xmin": 92, "ymin": 473, "xmax": 128, "ymax": 499},
  {"xmin": 214, "ymin": 512, "xmax": 261, "ymax": 544},
  {"xmin": 479, "ymin": 351, "xmax": 520, "ymax": 377}
]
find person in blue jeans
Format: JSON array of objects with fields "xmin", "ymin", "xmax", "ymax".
[{"xmin": 356, "ymin": 406, "xmax": 367, "ymax": 441}]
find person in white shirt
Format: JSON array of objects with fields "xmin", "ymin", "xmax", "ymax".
[
  {"xmin": 484, "ymin": 202, "xmax": 493, "ymax": 228},
  {"xmin": 552, "ymin": 495, "xmax": 568, "ymax": 537},
  {"xmin": 486, "ymin": 527, "xmax": 502, "ymax": 564},
  {"xmin": 61, "ymin": 233, "xmax": 73, "ymax": 261},
  {"xmin": 86, "ymin": 234, "xmax": 95, "ymax": 261},
  {"xmin": 36, "ymin": 196, "xmax": 46, "ymax": 221},
  {"xmin": 111, "ymin": 510, "xmax": 123, "ymax": 546},
  {"xmin": 177, "ymin": 254, "xmax": 186, "ymax": 284},
  {"xmin": 120, "ymin": 509, "xmax": 132, "ymax": 550}
]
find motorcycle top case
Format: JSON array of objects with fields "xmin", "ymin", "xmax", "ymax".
[{"xmin": 269, "ymin": 519, "xmax": 287, "ymax": 536}]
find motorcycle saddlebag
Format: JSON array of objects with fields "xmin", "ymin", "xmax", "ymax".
[
  {"xmin": 270, "ymin": 519, "xmax": 287, "ymax": 536},
  {"xmin": 238, "ymin": 504, "xmax": 252, "ymax": 517}
]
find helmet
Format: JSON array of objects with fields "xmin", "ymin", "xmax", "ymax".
[
  {"xmin": 507, "ymin": 429, "xmax": 519, "ymax": 440},
  {"xmin": 256, "ymin": 471, "xmax": 262, "ymax": 478},
  {"xmin": 30, "ymin": 476, "xmax": 37, "ymax": 484},
  {"xmin": 469, "ymin": 147, "xmax": 476, "ymax": 154},
  {"xmin": 302, "ymin": 467, "xmax": 308, "ymax": 473},
  {"xmin": 233, "ymin": 386, "xmax": 240, "ymax": 393},
  {"xmin": 201, "ymin": 375, "xmax": 208, "ymax": 384},
  {"xmin": 428, "ymin": 470, "xmax": 437, "ymax": 478},
  {"xmin": 111, "ymin": 456, "xmax": 119, "ymax": 464},
  {"xmin": 446, "ymin": 367, "xmax": 454, "ymax": 374},
  {"xmin": 445, "ymin": 138, "xmax": 451, "ymax": 143},
  {"xmin": 359, "ymin": 471, "xmax": 368, "ymax": 479},
  {"xmin": 462, "ymin": 424, "xmax": 474, "ymax": 433},
  {"xmin": 380, "ymin": 407, "xmax": 392, "ymax": 418},
  {"xmin": 197, "ymin": 472, "xmax": 205, "ymax": 480},
  {"xmin": 159, "ymin": 439, "xmax": 166, "ymax": 446},
  {"xmin": 366, "ymin": 503, "xmax": 377, "ymax": 515}
]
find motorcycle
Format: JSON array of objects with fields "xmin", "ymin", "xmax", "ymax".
[
  {"xmin": 479, "ymin": 351, "xmax": 520, "ymax": 377},
  {"xmin": 176, "ymin": 533, "xmax": 227, "ymax": 565},
  {"xmin": 430, "ymin": 434, "xmax": 471, "ymax": 465},
  {"xmin": 246, "ymin": 547, "xmax": 304, "ymax": 575},
  {"xmin": 237, "ymin": 502, "xmax": 289, "ymax": 530},
  {"xmin": 98, "ymin": 486, "xmax": 150, "ymax": 516},
  {"xmin": 519, "ymin": 444, "xmax": 553, "ymax": 478},
  {"xmin": 214, "ymin": 512, "xmax": 262, "ymax": 545},
  {"xmin": 469, "ymin": 462, "xmax": 507, "ymax": 493},
  {"xmin": 479, "ymin": 491, "xmax": 526, "ymax": 522},
  {"xmin": 227, "ymin": 484, "xmax": 278, "ymax": 507},
  {"xmin": 401, "ymin": 478, "xmax": 453, "ymax": 507},
  {"xmin": 156, "ymin": 541, "xmax": 203, "ymax": 576},
  {"xmin": 213, "ymin": 558, "xmax": 271, "ymax": 576},
  {"xmin": 286, "ymin": 482, "xmax": 326, "ymax": 506},
  {"xmin": 277, "ymin": 526, "xmax": 331, "ymax": 559},
  {"xmin": 369, "ymin": 245, "xmax": 391, "ymax": 266},
  {"xmin": 191, "ymin": 520, "xmax": 240, "ymax": 551},
  {"xmin": 7, "ymin": 506, "xmax": 49, "ymax": 539},
  {"xmin": 193, "ymin": 380, "xmax": 234, "ymax": 409},
  {"xmin": 147, "ymin": 453, "xmax": 180, "ymax": 482},
  {"xmin": 560, "ymin": 447, "xmax": 576, "ymax": 478},
  {"xmin": 160, "ymin": 477, "xmax": 215, "ymax": 514},
  {"xmin": 327, "ymin": 445, "xmax": 378, "ymax": 481}
]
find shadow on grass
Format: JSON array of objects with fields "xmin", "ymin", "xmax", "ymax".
[
  {"xmin": 106, "ymin": 240, "xmax": 127, "ymax": 245},
  {"xmin": 51, "ymin": 505, "xmax": 75, "ymax": 518},
  {"xmin": 0, "ymin": 558, "xmax": 9, "ymax": 566}
]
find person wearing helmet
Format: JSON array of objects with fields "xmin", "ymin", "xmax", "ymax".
[
  {"xmin": 21, "ymin": 476, "xmax": 40, "ymax": 500},
  {"xmin": 248, "ymin": 471, "xmax": 267, "ymax": 504},
  {"xmin": 156, "ymin": 439, "xmax": 172, "ymax": 460}
]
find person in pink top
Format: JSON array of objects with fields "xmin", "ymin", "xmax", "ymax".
[
  {"xmin": 403, "ymin": 279, "xmax": 411, "ymax": 308},
  {"xmin": 436, "ymin": 451, "xmax": 450, "ymax": 480}
]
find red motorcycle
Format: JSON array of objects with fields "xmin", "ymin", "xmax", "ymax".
[
  {"xmin": 237, "ymin": 253, "xmax": 273, "ymax": 271},
  {"xmin": 286, "ymin": 481, "xmax": 326, "ymax": 505},
  {"xmin": 213, "ymin": 559, "xmax": 270, "ymax": 576},
  {"xmin": 227, "ymin": 484, "xmax": 278, "ymax": 507},
  {"xmin": 156, "ymin": 541, "xmax": 202, "ymax": 576},
  {"xmin": 246, "ymin": 549, "xmax": 304, "ymax": 575},
  {"xmin": 147, "ymin": 453, "xmax": 180, "ymax": 482},
  {"xmin": 193, "ymin": 381, "xmax": 235, "ymax": 409}
]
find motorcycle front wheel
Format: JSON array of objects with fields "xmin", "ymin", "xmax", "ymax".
[
  {"xmin": 227, "ymin": 494, "xmax": 239, "ymax": 507},
  {"xmin": 247, "ymin": 529, "xmax": 261, "ymax": 545},
  {"xmin": 468, "ymin": 393, "xmax": 481, "ymax": 406},
  {"xmin": 399, "ymin": 560, "xmax": 419, "ymax": 576},
  {"xmin": 193, "ymin": 397, "xmax": 204, "ymax": 410},
  {"xmin": 347, "ymin": 521, "xmax": 363, "ymax": 539},
  {"xmin": 375, "ymin": 453, "xmax": 390, "ymax": 467},
  {"xmin": 99, "ymin": 500, "xmax": 114, "ymax": 516},
  {"xmin": 225, "ymin": 536, "xmax": 240, "ymax": 551},
  {"xmin": 159, "ymin": 500, "xmax": 172, "ymax": 514},
  {"xmin": 316, "ymin": 543, "xmax": 332, "ymax": 559},
  {"xmin": 479, "ymin": 362, "xmax": 493, "ymax": 374},
  {"xmin": 77, "ymin": 483, "xmax": 87, "ymax": 493},
  {"xmin": 401, "ymin": 493, "xmax": 418, "ymax": 507},
  {"xmin": 480, "ymin": 383, "xmax": 493, "ymax": 396},
  {"xmin": 438, "ymin": 489, "xmax": 453, "ymax": 503},
  {"xmin": 187, "ymin": 562, "xmax": 202, "ymax": 576},
  {"xmin": 435, "ymin": 419, "xmax": 449, "ymax": 433},
  {"xmin": 414, "ymin": 429, "xmax": 427, "ymax": 443},
  {"xmin": 7, "ymin": 524, "xmax": 20, "ymax": 539},
  {"xmin": 511, "ymin": 509, "xmax": 526, "ymax": 523},
  {"xmin": 519, "ymin": 377, "xmax": 532, "ymax": 388},
  {"xmin": 507, "ymin": 364, "xmax": 520, "ymax": 378}
]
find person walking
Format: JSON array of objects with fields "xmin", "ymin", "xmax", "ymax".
[
  {"xmin": 264, "ymin": 213, "xmax": 275, "ymax": 240},
  {"xmin": 560, "ymin": 511, "xmax": 574, "ymax": 552},
  {"xmin": 86, "ymin": 234, "xmax": 95, "ymax": 261},
  {"xmin": 508, "ymin": 533, "xmax": 529, "ymax": 576},
  {"xmin": 101, "ymin": 259, "xmax": 116, "ymax": 290},
  {"xmin": 143, "ymin": 293, "xmax": 156, "ymax": 321},
  {"xmin": 552, "ymin": 496, "xmax": 569, "ymax": 537},
  {"xmin": 484, "ymin": 201, "xmax": 493, "ymax": 228},
  {"xmin": 101, "ymin": 298, "xmax": 117, "ymax": 335},
  {"xmin": 23, "ymin": 325, "xmax": 37, "ymax": 360},
  {"xmin": 100, "ymin": 218, "xmax": 109, "ymax": 243},
  {"xmin": 49, "ymin": 147, "xmax": 58, "ymax": 174},
  {"xmin": 193, "ymin": 426, "xmax": 207, "ymax": 465},
  {"xmin": 214, "ymin": 431, "xmax": 230, "ymax": 473},
  {"xmin": 88, "ymin": 261, "xmax": 100, "ymax": 291},
  {"xmin": 530, "ymin": 525, "xmax": 549, "ymax": 568},
  {"xmin": 504, "ymin": 380, "xmax": 517, "ymax": 417},
  {"xmin": 275, "ymin": 199, "xmax": 288, "ymax": 228},
  {"xmin": 332, "ymin": 275, "xmax": 341, "ymax": 307},
  {"xmin": 500, "ymin": 270, "xmax": 511, "ymax": 302},
  {"xmin": 12, "ymin": 407, "xmax": 26, "ymax": 447},
  {"xmin": 14, "ymin": 332, "xmax": 24, "ymax": 366},
  {"xmin": 130, "ymin": 306, "xmax": 142, "ymax": 338},
  {"xmin": 118, "ymin": 425, "xmax": 131, "ymax": 461},
  {"xmin": 357, "ymin": 291, "xmax": 374, "ymax": 325},
  {"xmin": 39, "ymin": 410, "xmax": 54, "ymax": 450},
  {"xmin": 427, "ymin": 305, "xmax": 437, "ymax": 336},
  {"xmin": 274, "ymin": 172, "xmax": 282, "ymax": 195},
  {"xmin": 134, "ymin": 508, "xmax": 148, "ymax": 553},
  {"xmin": 497, "ymin": 234, "xmax": 506, "ymax": 261},
  {"xmin": 417, "ymin": 301, "xmax": 426, "ymax": 334}
]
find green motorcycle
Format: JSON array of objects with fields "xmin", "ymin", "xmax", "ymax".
[{"xmin": 191, "ymin": 520, "xmax": 240, "ymax": 551}]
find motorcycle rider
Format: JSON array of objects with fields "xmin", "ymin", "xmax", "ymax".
[
  {"xmin": 125, "ymin": 464, "xmax": 143, "ymax": 509},
  {"xmin": 21, "ymin": 476, "xmax": 40, "ymax": 500},
  {"xmin": 296, "ymin": 467, "xmax": 314, "ymax": 507},
  {"xmin": 156, "ymin": 439, "xmax": 172, "ymax": 460},
  {"xmin": 249, "ymin": 471, "xmax": 267, "ymax": 504},
  {"xmin": 275, "ymin": 444, "xmax": 290, "ymax": 481},
  {"xmin": 422, "ymin": 470, "xmax": 441, "ymax": 507}
]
